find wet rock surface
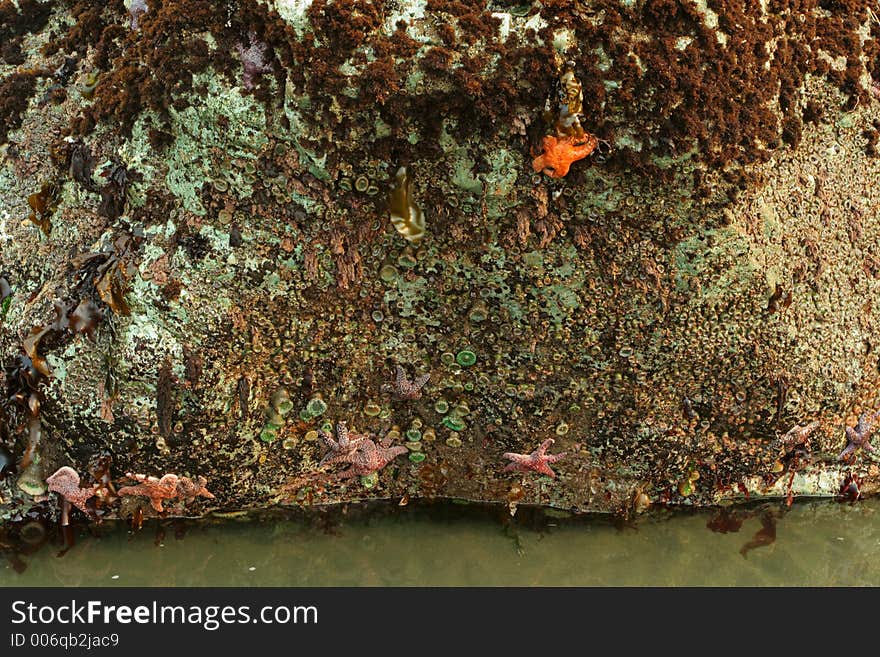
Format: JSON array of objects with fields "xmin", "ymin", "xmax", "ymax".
[{"xmin": 3, "ymin": 0, "xmax": 880, "ymax": 523}]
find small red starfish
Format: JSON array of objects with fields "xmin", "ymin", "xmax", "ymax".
[
  {"xmin": 174, "ymin": 475, "xmax": 215, "ymax": 502},
  {"xmin": 503, "ymin": 438, "xmax": 567, "ymax": 478}
]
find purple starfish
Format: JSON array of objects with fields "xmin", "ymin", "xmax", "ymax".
[
  {"xmin": 391, "ymin": 365, "xmax": 430, "ymax": 400},
  {"xmin": 127, "ymin": 0, "xmax": 148, "ymax": 30},
  {"xmin": 774, "ymin": 421, "xmax": 819, "ymax": 454},
  {"xmin": 236, "ymin": 32, "xmax": 273, "ymax": 90},
  {"xmin": 319, "ymin": 422, "xmax": 407, "ymax": 479},
  {"xmin": 838, "ymin": 410, "xmax": 880, "ymax": 462},
  {"xmin": 318, "ymin": 421, "xmax": 364, "ymax": 467},
  {"xmin": 503, "ymin": 438, "xmax": 567, "ymax": 478}
]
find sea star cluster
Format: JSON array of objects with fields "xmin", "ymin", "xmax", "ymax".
[
  {"xmin": 318, "ymin": 422, "xmax": 407, "ymax": 479},
  {"xmin": 118, "ymin": 472, "xmax": 214, "ymax": 512}
]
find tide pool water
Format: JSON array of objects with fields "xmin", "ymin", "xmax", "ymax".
[{"xmin": 2, "ymin": 499, "xmax": 878, "ymax": 586}]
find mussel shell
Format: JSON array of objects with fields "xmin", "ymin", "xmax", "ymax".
[{"xmin": 0, "ymin": 444, "xmax": 14, "ymax": 476}]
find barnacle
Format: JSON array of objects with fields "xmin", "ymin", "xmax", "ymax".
[{"xmin": 388, "ymin": 166, "xmax": 426, "ymax": 243}]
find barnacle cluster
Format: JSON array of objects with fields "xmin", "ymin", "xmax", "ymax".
[{"xmin": 338, "ymin": 171, "xmax": 381, "ymax": 196}]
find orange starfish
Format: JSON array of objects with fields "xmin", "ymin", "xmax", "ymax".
[
  {"xmin": 531, "ymin": 133, "xmax": 598, "ymax": 178},
  {"xmin": 118, "ymin": 473, "xmax": 179, "ymax": 512}
]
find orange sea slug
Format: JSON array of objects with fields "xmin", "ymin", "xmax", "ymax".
[{"xmin": 531, "ymin": 133, "xmax": 599, "ymax": 179}]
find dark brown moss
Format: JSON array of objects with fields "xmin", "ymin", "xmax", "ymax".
[
  {"xmin": 781, "ymin": 115, "xmax": 803, "ymax": 148},
  {"xmin": 43, "ymin": 1, "xmax": 110, "ymax": 59},
  {"xmin": 865, "ymin": 120, "xmax": 880, "ymax": 157},
  {"xmin": 0, "ymin": 0, "xmax": 54, "ymax": 64},
  {"xmin": 309, "ymin": 0, "xmax": 385, "ymax": 52},
  {"xmin": 160, "ymin": 279, "xmax": 182, "ymax": 302},
  {"xmin": 147, "ymin": 127, "xmax": 174, "ymax": 150},
  {"xmin": 54, "ymin": 1, "xmax": 229, "ymax": 138},
  {"xmin": 49, "ymin": 0, "xmax": 880, "ymax": 195},
  {"xmin": 0, "ymin": 71, "xmax": 38, "ymax": 144},
  {"xmin": 802, "ymin": 100, "xmax": 824, "ymax": 124}
]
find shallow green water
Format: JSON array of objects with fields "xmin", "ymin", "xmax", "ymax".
[{"xmin": 3, "ymin": 499, "xmax": 879, "ymax": 586}]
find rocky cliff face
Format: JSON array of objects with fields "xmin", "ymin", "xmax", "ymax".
[{"xmin": 3, "ymin": 0, "xmax": 880, "ymax": 522}]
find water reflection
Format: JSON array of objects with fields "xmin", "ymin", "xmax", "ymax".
[{"xmin": 2, "ymin": 499, "xmax": 878, "ymax": 586}]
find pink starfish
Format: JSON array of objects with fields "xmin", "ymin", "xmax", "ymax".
[
  {"xmin": 318, "ymin": 422, "xmax": 407, "ymax": 479},
  {"xmin": 503, "ymin": 439, "xmax": 567, "ymax": 478},
  {"xmin": 174, "ymin": 475, "xmax": 215, "ymax": 502},
  {"xmin": 318, "ymin": 421, "xmax": 366, "ymax": 467},
  {"xmin": 391, "ymin": 365, "xmax": 430, "ymax": 400},
  {"xmin": 236, "ymin": 32, "xmax": 273, "ymax": 90},
  {"xmin": 46, "ymin": 466, "xmax": 98, "ymax": 514}
]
